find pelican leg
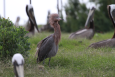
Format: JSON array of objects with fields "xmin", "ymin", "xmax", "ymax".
[
  {"xmin": 48, "ymin": 57, "xmax": 51, "ymax": 66},
  {"xmin": 37, "ymin": 58, "xmax": 38, "ymax": 63},
  {"xmin": 43, "ymin": 59, "xmax": 45, "ymax": 65},
  {"xmin": 43, "ymin": 56, "xmax": 46, "ymax": 65}
]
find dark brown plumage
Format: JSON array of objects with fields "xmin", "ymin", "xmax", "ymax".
[
  {"xmin": 35, "ymin": 14, "xmax": 61, "ymax": 66},
  {"xmin": 69, "ymin": 7, "xmax": 95, "ymax": 40},
  {"xmin": 88, "ymin": 5, "xmax": 115, "ymax": 48}
]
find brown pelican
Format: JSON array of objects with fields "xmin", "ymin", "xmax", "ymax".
[
  {"xmin": 14, "ymin": 16, "xmax": 20, "ymax": 27},
  {"xmin": 88, "ymin": 4, "xmax": 115, "ymax": 48},
  {"xmin": 25, "ymin": 4, "xmax": 39, "ymax": 36},
  {"xmin": 12, "ymin": 53, "xmax": 24, "ymax": 77},
  {"xmin": 35, "ymin": 14, "xmax": 61, "ymax": 66},
  {"xmin": 69, "ymin": 7, "xmax": 95, "ymax": 40}
]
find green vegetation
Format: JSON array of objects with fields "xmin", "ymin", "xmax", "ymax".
[
  {"xmin": 0, "ymin": 32, "xmax": 115, "ymax": 77},
  {"xmin": 92, "ymin": 0, "xmax": 115, "ymax": 32},
  {"xmin": 62, "ymin": 0, "xmax": 88, "ymax": 32},
  {"xmin": 60, "ymin": 0, "xmax": 115, "ymax": 32},
  {"xmin": 0, "ymin": 18, "xmax": 30, "ymax": 58}
]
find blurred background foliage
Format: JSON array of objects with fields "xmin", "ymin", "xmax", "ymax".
[
  {"xmin": 0, "ymin": 17, "xmax": 30, "ymax": 58},
  {"xmin": 60, "ymin": 0, "xmax": 115, "ymax": 33}
]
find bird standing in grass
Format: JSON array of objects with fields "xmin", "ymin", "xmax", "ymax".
[
  {"xmin": 35, "ymin": 13, "xmax": 61, "ymax": 66},
  {"xmin": 12, "ymin": 53, "xmax": 24, "ymax": 77},
  {"xmin": 25, "ymin": 4, "xmax": 39, "ymax": 36},
  {"xmin": 88, "ymin": 4, "xmax": 115, "ymax": 48}
]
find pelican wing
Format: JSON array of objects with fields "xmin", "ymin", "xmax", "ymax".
[
  {"xmin": 35, "ymin": 34, "xmax": 52, "ymax": 57},
  {"xmin": 36, "ymin": 34, "xmax": 54, "ymax": 62}
]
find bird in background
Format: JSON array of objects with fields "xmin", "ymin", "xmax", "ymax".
[
  {"xmin": 14, "ymin": 16, "xmax": 20, "ymax": 27},
  {"xmin": 69, "ymin": 7, "xmax": 95, "ymax": 40},
  {"xmin": 25, "ymin": 4, "xmax": 39, "ymax": 36},
  {"xmin": 35, "ymin": 13, "xmax": 61, "ymax": 66},
  {"xmin": 12, "ymin": 53, "xmax": 24, "ymax": 77},
  {"xmin": 88, "ymin": 4, "xmax": 115, "ymax": 48}
]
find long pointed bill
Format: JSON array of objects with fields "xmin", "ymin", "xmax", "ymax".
[
  {"xmin": 108, "ymin": 5, "xmax": 115, "ymax": 21},
  {"xmin": 107, "ymin": 5, "xmax": 112, "ymax": 22},
  {"xmin": 107, "ymin": 5, "xmax": 115, "ymax": 30},
  {"xmin": 29, "ymin": 9, "xmax": 39, "ymax": 32},
  {"xmin": 85, "ymin": 7, "xmax": 95, "ymax": 27},
  {"xmin": 16, "ymin": 65, "xmax": 24, "ymax": 77},
  {"xmin": 56, "ymin": 17, "xmax": 62, "ymax": 21}
]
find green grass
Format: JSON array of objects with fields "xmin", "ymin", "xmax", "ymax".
[{"xmin": 1, "ymin": 31, "xmax": 115, "ymax": 77}]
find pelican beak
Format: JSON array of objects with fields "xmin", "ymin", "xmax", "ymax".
[
  {"xmin": 85, "ymin": 7, "xmax": 95, "ymax": 27},
  {"xmin": 16, "ymin": 65, "xmax": 24, "ymax": 77},
  {"xmin": 28, "ymin": 8, "xmax": 39, "ymax": 32},
  {"xmin": 56, "ymin": 17, "xmax": 62, "ymax": 21},
  {"xmin": 107, "ymin": 5, "xmax": 109, "ymax": 12},
  {"xmin": 13, "ymin": 61, "xmax": 24, "ymax": 77},
  {"xmin": 107, "ymin": 5, "xmax": 115, "ymax": 25}
]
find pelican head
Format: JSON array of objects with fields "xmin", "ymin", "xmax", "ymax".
[
  {"xmin": 26, "ymin": 4, "xmax": 39, "ymax": 32},
  {"xmin": 12, "ymin": 53, "xmax": 24, "ymax": 77},
  {"xmin": 107, "ymin": 4, "xmax": 115, "ymax": 25},
  {"xmin": 49, "ymin": 13, "xmax": 61, "ymax": 27},
  {"xmin": 85, "ymin": 7, "xmax": 95, "ymax": 27}
]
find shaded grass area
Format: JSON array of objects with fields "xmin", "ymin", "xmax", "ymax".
[{"xmin": 1, "ymin": 32, "xmax": 115, "ymax": 77}]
